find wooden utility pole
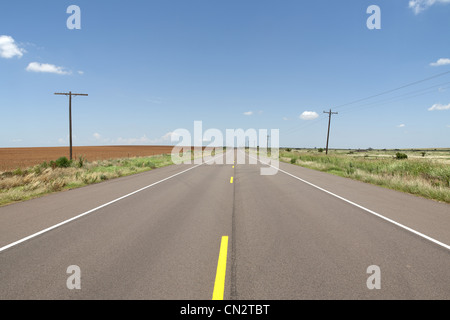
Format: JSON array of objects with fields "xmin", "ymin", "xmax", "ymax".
[
  {"xmin": 323, "ymin": 109, "xmax": 338, "ymax": 155},
  {"xmin": 54, "ymin": 92, "xmax": 88, "ymax": 160}
]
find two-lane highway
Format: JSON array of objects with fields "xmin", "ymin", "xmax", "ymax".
[{"xmin": 0, "ymin": 150, "xmax": 449, "ymax": 299}]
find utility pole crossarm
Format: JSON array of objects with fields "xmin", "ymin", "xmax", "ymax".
[{"xmin": 54, "ymin": 93, "xmax": 88, "ymax": 96}]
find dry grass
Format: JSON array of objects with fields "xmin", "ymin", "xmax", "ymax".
[
  {"xmin": 282, "ymin": 149, "xmax": 450, "ymax": 203},
  {"xmin": 0, "ymin": 147, "xmax": 218, "ymax": 207},
  {"xmin": 0, "ymin": 154, "xmax": 176, "ymax": 207}
]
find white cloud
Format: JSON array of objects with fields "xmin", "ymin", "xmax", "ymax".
[
  {"xmin": 397, "ymin": 124, "xmax": 406, "ymax": 128},
  {"xmin": 409, "ymin": 0, "xmax": 450, "ymax": 14},
  {"xmin": 92, "ymin": 132, "xmax": 111, "ymax": 144},
  {"xmin": 0, "ymin": 35, "xmax": 24, "ymax": 59},
  {"xmin": 300, "ymin": 111, "xmax": 319, "ymax": 120},
  {"xmin": 0, "ymin": 35, "xmax": 25, "ymax": 58},
  {"xmin": 243, "ymin": 111, "xmax": 253, "ymax": 116},
  {"xmin": 282, "ymin": 117, "xmax": 289, "ymax": 121},
  {"xmin": 26, "ymin": 62, "xmax": 71, "ymax": 75},
  {"xmin": 93, "ymin": 133, "xmax": 101, "ymax": 140},
  {"xmin": 430, "ymin": 58, "xmax": 450, "ymax": 67},
  {"xmin": 77, "ymin": 70, "xmax": 84, "ymax": 75},
  {"xmin": 428, "ymin": 103, "xmax": 450, "ymax": 111},
  {"xmin": 161, "ymin": 132, "xmax": 179, "ymax": 141}
]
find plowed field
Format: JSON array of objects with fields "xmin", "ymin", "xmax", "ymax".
[{"xmin": 0, "ymin": 146, "xmax": 176, "ymax": 171}]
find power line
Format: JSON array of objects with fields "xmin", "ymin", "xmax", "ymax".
[
  {"xmin": 334, "ymin": 70, "xmax": 450, "ymax": 110},
  {"xmin": 338, "ymin": 81, "xmax": 450, "ymax": 115},
  {"xmin": 284, "ymin": 116, "xmax": 327, "ymax": 135}
]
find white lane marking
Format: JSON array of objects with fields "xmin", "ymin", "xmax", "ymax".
[
  {"xmin": 249, "ymin": 154, "xmax": 450, "ymax": 251},
  {"xmin": 0, "ymin": 153, "xmax": 229, "ymax": 253}
]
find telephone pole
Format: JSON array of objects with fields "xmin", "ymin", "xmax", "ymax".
[
  {"xmin": 323, "ymin": 109, "xmax": 338, "ymax": 155},
  {"xmin": 54, "ymin": 91, "xmax": 88, "ymax": 160}
]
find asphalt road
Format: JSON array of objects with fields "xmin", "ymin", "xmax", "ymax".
[{"xmin": 0, "ymin": 150, "xmax": 449, "ymax": 299}]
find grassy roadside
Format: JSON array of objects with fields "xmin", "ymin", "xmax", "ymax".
[
  {"xmin": 280, "ymin": 149, "xmax": 450, "ymax": 204},
  {"xmin": 0, "ymin": 154, "xmax": 176, "ymax": 207}
]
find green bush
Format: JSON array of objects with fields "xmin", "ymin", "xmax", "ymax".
[
  {"xmin": 290, "ymin": 157, "xmax": 297, "ymax": 164},
  {"xmin": 40, "ymin": 161, "xmax": 49, "ymax": 169},
  {"xmin": 50, "ymin": 157, "xmax": 72, "ymax": 169},
  {"xmin": 318, "ymin": 148, "xmax": 324, "ymax": 153},
  {"xmin": 13, "ymin": 168, "xmax": 24, "ymax": 176},
  {"xmin": 395, "ymin": 152, "xmax": 408, "ymax": 160}
]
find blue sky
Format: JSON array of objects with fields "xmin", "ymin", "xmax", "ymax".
[{"xmin": 1, "ymin": 0, "xmax": 449, "ymax": 149}]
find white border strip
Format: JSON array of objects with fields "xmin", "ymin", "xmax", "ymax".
[
  {"xmin": 251, "ymin": 154, "xmax": 450, "ymax": 251},
  {"xmin": 0, "ymin": 153, "xmax": 227, "ymax": 253}
]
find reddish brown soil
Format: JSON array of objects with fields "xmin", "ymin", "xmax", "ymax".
[{"xmin": 0, "ymin": 146, "xmax": 176, "ymax": 171}]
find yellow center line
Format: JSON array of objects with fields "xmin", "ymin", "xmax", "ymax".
[
  {"xmin": 212, "ymin": 236, "xmax": 229, "ymax": 300},
  {"xmin": 230, "ymin": 177, "xmax": 234, "ymax": 184}
]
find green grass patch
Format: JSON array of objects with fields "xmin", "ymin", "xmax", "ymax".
[{"xmin": 280, "ymin": 149, "xmax": 450, "ymax": 203}]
